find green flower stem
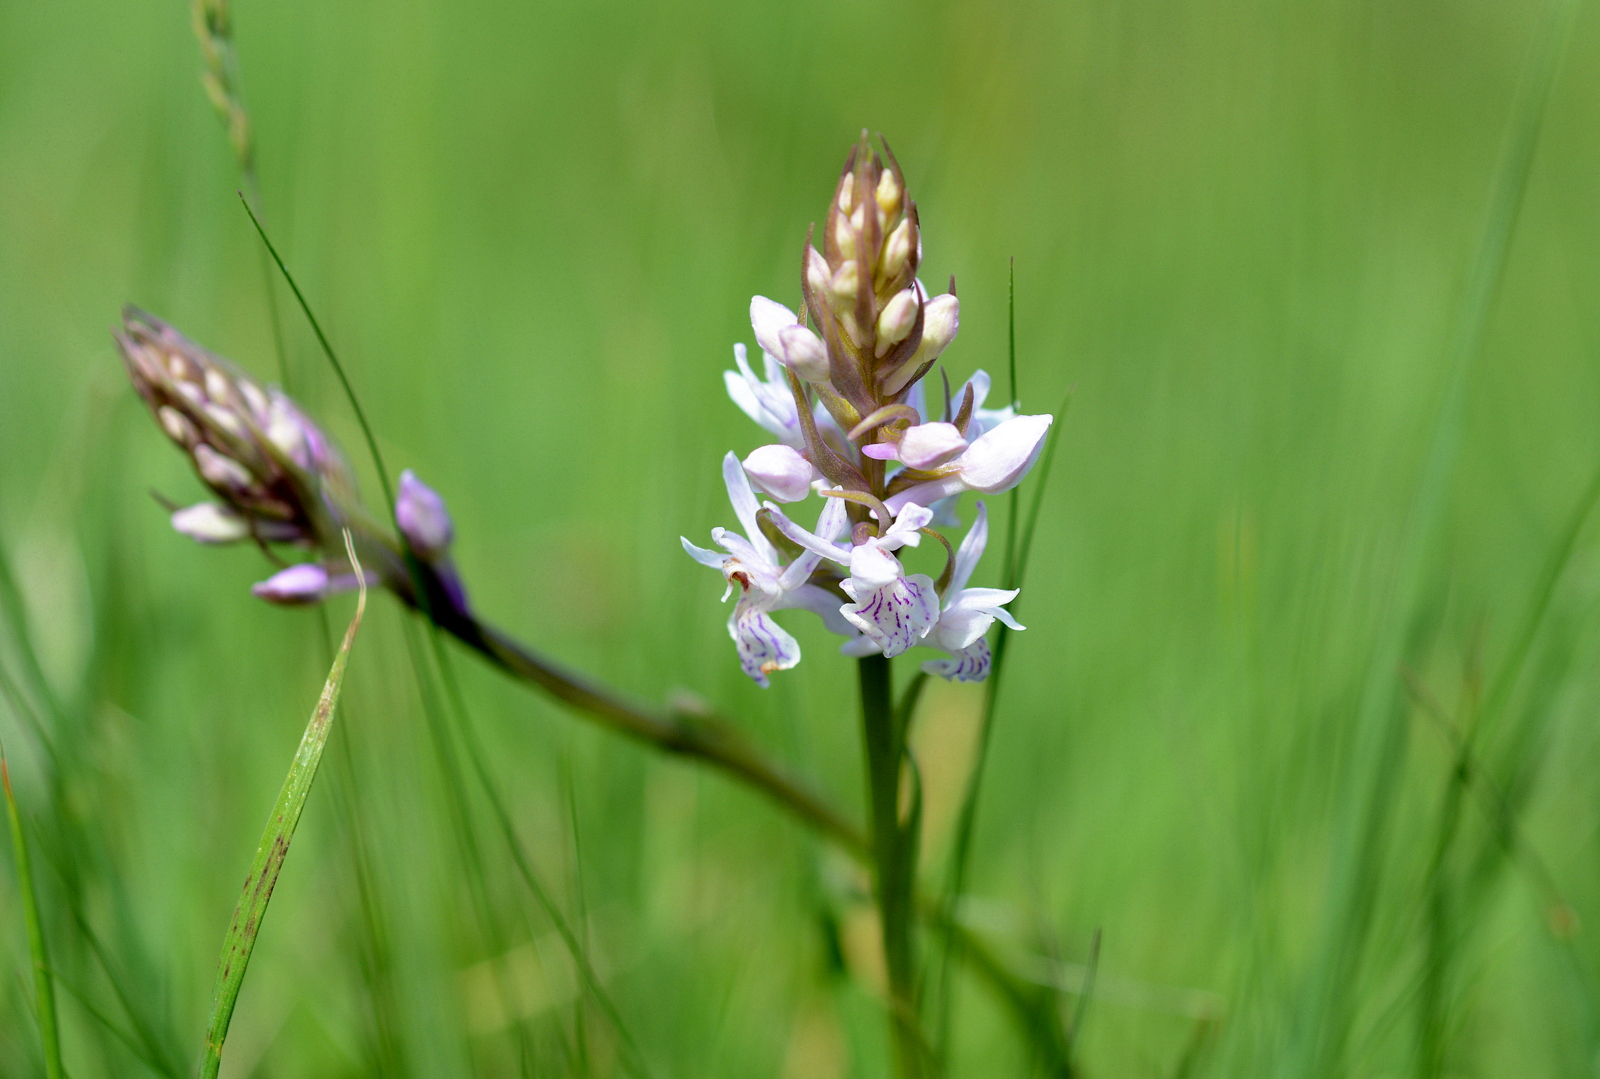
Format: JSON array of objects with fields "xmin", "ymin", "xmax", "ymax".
[{"xmin": 860, "ymin": 653, "xmax": 924, "ymax": 1078}]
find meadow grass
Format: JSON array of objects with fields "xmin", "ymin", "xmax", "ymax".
[{"xmin": 6, "ymin": 0, "xmax": 1600, "ymax": 1075}]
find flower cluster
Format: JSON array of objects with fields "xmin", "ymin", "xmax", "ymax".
[
  {"xmin": 117, "ymin": 307, "xmax": 460, "ymax": 607},
  {"xmin": 683, "ymin": 135, "xmax": 1052, "ymax": 685}
]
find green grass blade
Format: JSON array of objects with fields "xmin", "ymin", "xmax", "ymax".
[
  {"xmin": 238, "ymin": 196, "xmax": 397, "ymax": 514},
  {"xmin": 932, "ymin": 392, "xmax": 1072, "ymax": 1067},
  {"xmin": 3, "ymin": 750, "xmax": 64, "ymax": 1079},
  {"xmin": 199, "ymin": 535, "xmax": 368, "ymax": 1079}
]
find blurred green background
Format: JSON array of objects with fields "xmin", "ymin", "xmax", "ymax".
[{"xmin": 5, "ymin": 0, "xmax": 1600, "ymax": 1074}]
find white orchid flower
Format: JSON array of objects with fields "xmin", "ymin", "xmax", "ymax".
[
  {"xmin": 770, "ymin": 501, "xmax": 940, "ymax": 659},
  {"xmin": 682, "ymin": 452, "xmax": 851, "ymax": 686},
  {"xmin": 958, "ymin": 369, "xmax": 1017, "ymax": 438},
  {"xmin": 919, "ymin": 501, "xmax": 1023, "ymax": 682},
  {"xmin": 884, "ymin": 413, "xmax": 1053, "ymax": 515}
]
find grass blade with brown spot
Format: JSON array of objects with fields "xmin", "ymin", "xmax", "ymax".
[{"xmin": 199, "ymin": 535, "xmax": 368, "ymax": 1079}]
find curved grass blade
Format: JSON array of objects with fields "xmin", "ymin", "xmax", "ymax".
[
  {"xmin": 199, "ymin": 533, "xmax": 368, "ymax": 1079},
  {"xmin": 3, "ymin": 748, "xmax": 64, "ymax": 1079}
]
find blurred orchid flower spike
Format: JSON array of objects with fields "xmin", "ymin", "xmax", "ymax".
[{"xmin": 117, "ymin": 306, "xmax": 412, "ymax": 606}]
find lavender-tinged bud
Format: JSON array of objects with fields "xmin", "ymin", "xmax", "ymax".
[
  {"xmin": 751, "ymin": 296, "xmax": 831, "ymax": 382},
  {"xmin": 396, "ymin": 469, "xmax": 454, "ymax": 560},
  {"xmin": 778, "ymin": 326, "xmax": 830, "ymax": 382},
  {"xmin": 251, "ymin": 561, "xmax": 375, "ymax": 606},
  {"xmin": 251, "ymin": 563, "xmax": 332, "ymax": 605},
  {"xmin": 743, "ymin": 444, "xmax": 819, "ymax": 503},
  {"xmin": 874, "ymin": 289, "xmax": 919, "ymax": 357}
]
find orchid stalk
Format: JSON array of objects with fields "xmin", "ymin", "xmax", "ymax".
[{"xmin": 682, "ymin": 132, "xmax": 1055, "ymax": 1077}]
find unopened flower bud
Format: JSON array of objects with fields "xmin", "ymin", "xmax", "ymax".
[
  {"xmin": 806, "ymin": 246, "xmax": 831, "ymax": 300},
  {"xmin": 837, "ymin": 173, "xmax": 856, "ymax": 215},
  {"xmin": 194, "ymin": 443, "xmax": 253, "ymax": 492},
  {"xmin": 158, "ymin": 405, "xmax": 199, "ymax": 446},
  {"xmin": 778, "ymin": 325, "xmax": 830, "ymax": 382},
  {"xmin": 874, "ymin": 289, "xmax": 918, "ymax": 357},
  {"xmin": 171, "ymin": 502, "xmax": 251, "ymax": 544},
  {"xmin": 897, "ymin": 422, "xmax": 967, "ymax": 469},
  {"xmin": 750, "ymin": 297, "xmax": 830, "ymax": 382},
  {"xmin": 833, "ymin": 214, "xmax": 857, "ymax": 260},
  {"xmin": 876, "ymin": 169, "xmax": 903, "ymax": 219},
  {"xmin": 829, "ymin": 261, "xmax": 859, "ymax": 306},
  {"xmin": 883, "ymin": 293, "xmax": 959, "ymax": 396},
  {"xmin": 878, "ymin": 218, "xmax": 915, "ymax": 281},
  {"xmin": 743, "ymin": 444, "xmax": 818, "ymax": 503},
  {"xmin": 204, "ymin": 369, "xmax": 234, "ymax": 406},
  {"xmin": 251, "ymin": 563, "xmax": 331, "ymax": 605},
  {"xmin": 920, "ymin": 293, "xmax": 959, "ymax": 354},
  {"xmin": 396, "ymin": 469, "xmax": 454, "ymax": 560},
  {"xmin": 251, "ymin": 562, "xmax": 373, "ymax": 606}
]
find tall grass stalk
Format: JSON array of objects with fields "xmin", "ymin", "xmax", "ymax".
[
  {"xmin": 3, "ymin": 749, "xmax": 63, "ymax": 1079},
  {"xmin": 1301, "ymin": 0, "xmax": 1579, "ymax": 1072},
  {"xmin": 199, "ymin": 534, "xmax": 367, "ymax": 1078}
]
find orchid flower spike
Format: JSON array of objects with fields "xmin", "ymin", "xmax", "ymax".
[
  {"xmin": 681, "ymin": 454, "xmax": 853, "ymax": 686},
  {"xmin": 688, "ymin": 134, "xmax": 1054, "ymax": 683},
  {"xmin": 920, "ymin": 502, "xmax": 1023, "ymax": 681}
]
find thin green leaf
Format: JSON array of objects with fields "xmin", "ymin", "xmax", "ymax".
[
  {"xmin": 3, "ymin": 748, "xmax": 64, "ymax": 1079},
  {"xmin": 199, "ymin": 533, "xmax": 368, "ymax": 1079}
]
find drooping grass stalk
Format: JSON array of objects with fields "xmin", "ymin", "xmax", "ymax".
[
  {"xmin": 199, "ymin": 534, "xmax": 367, "ymax": 1079},
  {"xmin": 3, "ymin": 749, "xmax": 64, "ymax": 1079},
  {"xmin": 859, "ymin": 653, "xmax": 924, "ymax": 1078},
  {"xmin": 1302, "ymin": 0, "xmax": 1579, "ymax": 1072}
]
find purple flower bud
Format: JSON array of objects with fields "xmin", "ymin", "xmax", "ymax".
[
  {"xmin": 251, "ymin": 563, "xmax": 331, "ymax": 605},
  {"xmin": 742, "ymin": 444, "xmax": 818, "ymax": 503},
  {"xmin": 251, "ymin": 562, "xmax": 373, "ymax": 605},
  {"xmin": 396, "ymin": 469, "xmax": 454, "ymax": 560}
]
